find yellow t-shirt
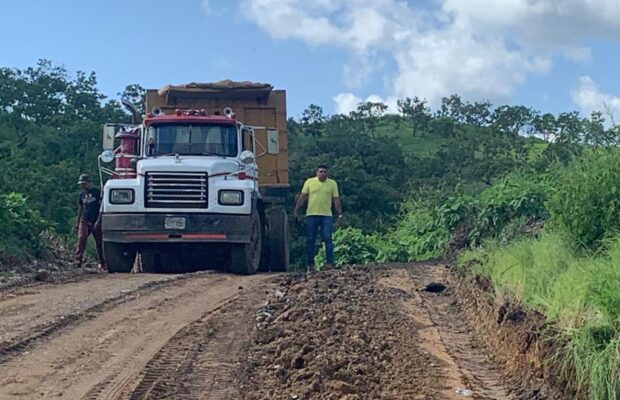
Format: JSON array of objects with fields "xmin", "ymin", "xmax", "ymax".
[{"xmin": 301, "ymin": 177, "xmax": 339, "ymax": 216}]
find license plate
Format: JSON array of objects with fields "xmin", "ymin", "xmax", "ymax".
[{"xmin": 164, "ymin": 217, "xmax": 186, "ymax": 230}]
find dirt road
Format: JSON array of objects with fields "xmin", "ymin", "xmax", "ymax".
[{"xmin": 0, "ymin": 265, "xmax": 555, "ymax": 400}]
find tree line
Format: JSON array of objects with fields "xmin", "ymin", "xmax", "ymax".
[{"xmin": 1, "ymin": 59, "xmax": 616, "ymax": 266}]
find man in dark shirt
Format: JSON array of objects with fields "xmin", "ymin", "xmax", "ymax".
[{"xmin": 75, "ymin": 174, "xmax": 106, "ymax": 271}]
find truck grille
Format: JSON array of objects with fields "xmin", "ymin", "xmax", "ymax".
[{"xmin": 145, "ymin": 172, "xmax": 208, "ymax": 208}]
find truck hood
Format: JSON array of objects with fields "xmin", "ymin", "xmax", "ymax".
[{"xmin": 137, "ymin": 157, "xmax": 242, "ymax": 175}]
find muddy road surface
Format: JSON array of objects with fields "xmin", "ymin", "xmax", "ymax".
[{"xmin": 0, "ymin": 265, "xmax": 552, "ymax": 399}]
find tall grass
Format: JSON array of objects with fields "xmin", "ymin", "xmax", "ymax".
[{"xmin": 460, "ymin": 233, "xmax": 620, "ymax": 399}]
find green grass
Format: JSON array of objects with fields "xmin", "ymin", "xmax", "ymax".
[
  {"xmin": 374, "ymin": 120, "xmax": 444, "ymax": 159},
  {"xmin": 459, "ymin": 233, "xmax": 620, "ymax": 399},
  {"xmin": 528, "ymin": 140, "xmax": 548, "ymax": 163}
]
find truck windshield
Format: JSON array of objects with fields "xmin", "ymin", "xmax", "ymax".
[{"xmin": 146, "ymin": 124, "xmax": 238, "ymax": 157}]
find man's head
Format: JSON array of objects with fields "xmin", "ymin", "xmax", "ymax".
[
  {"xmin": 316, "ymin": 165, "xmax": 328, "ymax": 181},
  {"xmin": 77, "ymin": 173, "xmax": 91, "ymax": 189}
]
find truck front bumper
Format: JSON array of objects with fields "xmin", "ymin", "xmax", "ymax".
[{"xmin": 101, "ymin": 213, "xmax": 252, "ymax": 243}]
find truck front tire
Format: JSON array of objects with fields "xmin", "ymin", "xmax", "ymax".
[
  {"xmin": 230, "ymin": 209, "xmax": 262, "ymax": 275},
  {"xmin": 104, "ymin": 242, "xmax": 136, "ymax": 273}
]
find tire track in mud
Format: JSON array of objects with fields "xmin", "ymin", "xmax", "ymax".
[
  {"xmin": 125, "ymin": 280, "xmax": 277, "ymax": 400},
  {"xmin": 402, "ymin": 265, "xmax": 513, "ymax": 400},
  {"xmin": 80, "ymin": 297, "xmax": 239, "ymax": 400},
  {"xmin": 0, "ymin": 275, "xmax": 190, "ymax": 364},
  {"xmin": 0, "ymin": 273, "xmax": 276, "ymax": 400}
]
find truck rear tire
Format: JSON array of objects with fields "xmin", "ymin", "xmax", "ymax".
[
  {"xmin": 104, "ymin": 242, "xmax": 136, "ymax": 273},
  {"xmin": 140, "ymin": 250, "xmax": 161, "ymax": 273},
  {"xmin": 141, "ymin": 250, "xmax": 185, "ymax": 274},
  {"xmin": 268, "ymin": 208, "xmax": 289, "ymax": 272},
  {"xmin": 230, "ymin": 209, "xmax": 262, "ymax": 275}
]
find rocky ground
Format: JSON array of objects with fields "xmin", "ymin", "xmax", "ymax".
[{"xmin": 241, "ymin": 264, "xmax": 536, "ymax": 400}]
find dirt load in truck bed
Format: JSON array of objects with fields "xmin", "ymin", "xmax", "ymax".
[{"xmin": 158, "ymin": 80, "xmax": 273, "ymax": 96}]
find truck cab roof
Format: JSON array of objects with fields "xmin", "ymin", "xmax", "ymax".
[{"xmin": 144, "ymin": 114, "xmax": 237, "ymax": 126}]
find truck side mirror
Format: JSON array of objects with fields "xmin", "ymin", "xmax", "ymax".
[
  {"xmin": 242, "ymin": 127, "xmax": 254, "ymax": 151},
  {"xmin": 267, "ymin": 129, "xmax": 280, "ymax": 155},
  {"xmin": 100, "ymin": 150, "xmax": 115, "ymax": 163},
  {"xmin": 103, "ymin": 124, "xmax": 116, "ymax": 150},
  {"xmin": 239, "ymin": 150, "xmax": 256, "ymax": 165}
]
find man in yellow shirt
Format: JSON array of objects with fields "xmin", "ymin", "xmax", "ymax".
[{"xmin": 293, "ymin": 165, "xmax": 343, "ymax": 270}]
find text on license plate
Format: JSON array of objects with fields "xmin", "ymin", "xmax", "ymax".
[{"xmin": 164, "ymin": 217, "xmax": 186, "ymax": 230}]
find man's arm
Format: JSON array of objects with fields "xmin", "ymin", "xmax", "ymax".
[
  {"xmin": 292, "ymin": 193, "xmax": 308, "ymax": 218},
  {"xmin": 95, "ymin": 188, "xmax": 103, "ymax": 226},
  {"xmin": 332, "ymin": 182, "xmax": 342, "ymax": 217},
  {"xmin": 333, "ymin": 197, "xmax": 342, "ymax": 217}
]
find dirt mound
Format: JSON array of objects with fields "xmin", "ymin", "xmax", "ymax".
[{"xmin": 243, "ymin": 266, "xmax": 460, "ymax": 399}]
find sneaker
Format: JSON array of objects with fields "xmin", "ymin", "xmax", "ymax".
[{"xmin": 98, "ymin": 264, "xmax": 107, "ymax": 272}]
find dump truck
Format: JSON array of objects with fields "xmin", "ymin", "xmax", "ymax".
[{"xmin": 98, "ymin": 80, "xmax": 289, "ymax": 274}]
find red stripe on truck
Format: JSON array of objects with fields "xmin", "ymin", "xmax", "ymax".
[
  {"xmin": 124, "ymin": 233, "xmax": 227, "ymax": 240},
  {"xmin": 182, "ymin": 233, "xmax": 227, "ymax": 239}
]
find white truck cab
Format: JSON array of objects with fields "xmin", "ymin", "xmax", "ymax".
[{"xmin": 99, "ymin": 106, "xmax": 284, "ymax": 274}]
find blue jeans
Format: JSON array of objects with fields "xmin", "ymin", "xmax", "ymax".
[{"xmin": 306, "ymin": 216, "xmax": 334, "ymax": 267}]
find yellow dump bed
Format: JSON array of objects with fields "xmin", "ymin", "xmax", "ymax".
[{"xmin": 145, "ymin": 81, "xmax": 289, "ymax": 194}]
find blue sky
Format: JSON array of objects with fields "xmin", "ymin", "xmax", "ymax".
[{"xmin": 2, "ymin": 0, "xmax": 620, "ymax": 119}]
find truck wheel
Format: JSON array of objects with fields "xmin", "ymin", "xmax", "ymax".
[
  {"xmin": 230, "ymin": 209, "xmax": 262, "ymax": 275},
  {"xmin": 268, "ymin": 208, "xmax": 289, "ymax": 272},
  {"xmin": 140, "ymin": 250, "xmax": 161, "ymax": 273},
  {"xmin": 104, "ymin": 242, "xmax": 136, "ymax": 273},
  {"xmin": 161, "ymin": 252, "xmax": 185, "ymax": 274}
]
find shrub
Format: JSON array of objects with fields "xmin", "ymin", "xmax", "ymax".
[
  {"xmin": 0, "ymin": 192, "xmax": 50, "ymax": 264},
  {"xmin": 548, "ymin": 149, "xmax": 620, "ymax": 250},
  {"xmin": 314, "ymin": 227, "xmax": 378, "ymax": 267},
  {"xmin": 469, "ymin": 173, "xmax": 549, "ymax": 244}
]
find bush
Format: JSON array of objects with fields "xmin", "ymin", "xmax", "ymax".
[
  {"xmin": 392, "ymin": 197, "xmax": 450, "ymax": 261},
  {"xmin": 315, "ymin": 227, "xmax": 378, "ymax": 267},
  {"xmin": 0, "ymin": 192, "xmax": 50, "ymax": 264},
  {"xmin": 548, "ymin": 149, "xmax": 620, "ymax": 250},
  {"xmin": 469, "ymin": 173, "xmax": 549, "ymax": 244}
]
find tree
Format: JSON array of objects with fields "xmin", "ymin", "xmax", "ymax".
[
  {"xmin": 462, "ymin": 100, "xmax": 492, "ymax": 127},
  {"xmin": 532, "ymin": 112, "xmax": 557, "ymax": 142},
  {"xmin": 120, "ymin": 84, "xmax": 146, "ymax": 119},
  {"xmin": 397, "ymin": 97, "xmax": 431, "ymax": 136},
  {"xmin": 491, "ymin": 105, "xmax": 535, "ymax": 135},
  {"xmin": 300, "ymin": 104, "xmax": 327, "ymax": 137},
  {"xmin": 439, "ymin": 94, "xmax": 466, "ymax": 122},
  {"xmin": 349, "ymin": 101, "xmax": 388, "ymax": 136},
  {"xmin": 0, "ymin": 60, "xmax": 133, "ymax": 235}
]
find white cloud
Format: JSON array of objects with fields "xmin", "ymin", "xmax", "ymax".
[
  {"xmin": 332, "ymin": 93, "xmax": 362, "ymax": 114},
  {"xmin": 562, "ymin": 46, "xmax": 592, "ymax": 62},
  {"xmin": 240, "ymin": 0, "xmax": 620, "ymax": 110},
  {"xmin": 571, "ymin": 76, "xmax": 620, "ymax": 121},
  {"xmin": 202, "ymin": 0, "xmax": 226, "ymax": 16},
  {"xmin": 241, "ymin": 0, "xmax": 342, "ymax": 46},
  {"xmin": 332, "ymin": 92, "xmax": 398, "ymax": 114}
]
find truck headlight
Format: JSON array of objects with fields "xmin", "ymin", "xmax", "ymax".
[
  {"xmin": 110, "ymin": 189, "xmax": 135, "ymax": 204},
  {"xmin": 218, "ymin": 190, "xmax": 244, "ymax": 205}
]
